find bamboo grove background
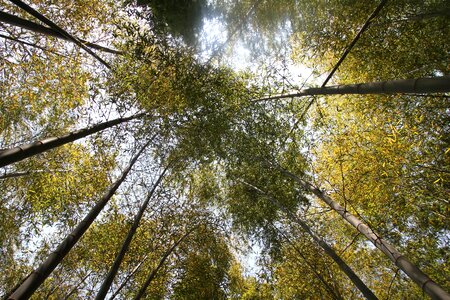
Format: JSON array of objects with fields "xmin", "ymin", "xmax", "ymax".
[{"xmin": 0, "ymin": 0, "xmax": 449, "ymax": 299}]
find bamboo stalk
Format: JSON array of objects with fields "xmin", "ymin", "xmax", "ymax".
[
  {"xmin": 254, "ymin": 76, "xmax": 450, "ymax": 102},
  {"xmin": 0, "ymin": 113, "xmax": 146, "ymax": 168},
  {"xmin": 276, "ymin": 166, "xmax": 450, "ymax": 300},
  {"xmin": 7, "ymin": 141, "xmax": 151, "ymax": 300}
]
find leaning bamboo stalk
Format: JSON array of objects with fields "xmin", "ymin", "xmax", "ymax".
[
  {"xmin": 62, "ymin": 271, "xmax": 93, "ymax": 300},
  {"xmin": 0, "ymin": 113, "xmax": 147, "ymax": 168},
  {"xmin": 0, "ymin": 169, "xmax": 70, "ymax": 179},
  {"xmin": 254, "ymin": 76, "xmax": 450, "ymax": 102},
  {"xmin": 108, "ymin": 255, "xmax": 149, "ymax": 300},
  {"xmin": 271, "ymin": 223, "xmax": 344, "ymax": 300},
  {"xmin": 238, "ymin": 179, "xmax": 378, "ymax": 300},
  {"xmin": 133, "ymin": 229, "xmax": 195, "ymax": 300},
  {"xmin": 8, "ymin": 0, "xmax": 111, "ymax": 68},
  {"xmin": 7, "ymin": 140, "xmax": 151, "ymax": 300},
  {"xmin": 0, "ymin": 11, "xmax": 122, "ymax": 55},
  {"xmin": 95, "ymin": 166, "xmax": 169, "ymax": 299},
  {"xmin": 321, "ymin": 0, "xmax": 389, "ymax": 87},
  {"xmin": 277, "ymin": 166, "xmax": 450, "ymax": 300}
]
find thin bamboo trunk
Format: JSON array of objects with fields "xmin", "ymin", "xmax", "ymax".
[
  {"xmin": 133, "ymin": 229, "xmax": 195, "ymax": 300},
  {"xmin": 271, "ymin": 224, "xmax": 344, "ymax": 300},
  {"xmin": 254, "ymin": 76, "xmax": 450, "ymax": 102},
  {"xmin": 238, "ymin": 180, "xmax": 378, "ymax": 300},
  {"xmin": 277, "ymin": 166, "xmax": 450, "ymax": 300},
  {"xmin": 95, "ymin": 166, "xmax": 168, "ymax": 299},
  {"xmin": 7, "ymin": 141, "xmax": 151, "ymax": 300},
  {"xmin": 108, "ymin": 255, "xmax": 149, "ymax": 300},
  {"xmin": 62, "ymin": 271, "xmax": 92, "ymax": 300},
  {"xmin": 0, "ymin": 113, "xmax": 146, "ymax": 168},
  {"xmin": 0, "ymin": 169, "xmax": 70, "ymax": 179},
  {"xmin": 322, "ymin": 0, "xmax": 389, "ymax": 87},
  {"xmin": 0, "ymin": 11, "xmax": 122, "ymax": 55}
]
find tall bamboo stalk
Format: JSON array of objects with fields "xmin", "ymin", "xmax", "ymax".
[
  {"xmin": 133, "ymin": 229, "xmax": 195, "ymax": 300},
  {"xmin": 0, "ymin": 11, "xmax": 122, "ymax": 54},
  {"xmin": 321, "ymin": 0, "xmax": 389, "ymax": 87},
  {"xmin": 271, "ymin": 223, "xmax": 344, "ymax": 300},
  {"xmin": 8, "ymin": 0, "xmax": 111, "ymax": 68},
  {"xmin": 7, "ymin": 141, "xmax": 151, "ymax": 300},
  {"xmin": 276, "ymin": 166, "xmax": 450, "ymax": 300},
  {"xmin": 0, "ymin": 113, "xmax": 146, "ymax": 168},
  {"xmin": 238, "ymin": 180, "xmax": 378, "ymax": 300},
  {"xmin": 254, "ymin": 76, "xmax": 450, "ymax": 102},
  {"xmin": 95, "ymin": 166, "xmax": 168, "ymax": 299},
  {"xmin": 108, "ymin": 255, "xmax": 149, "ymax": 300}
]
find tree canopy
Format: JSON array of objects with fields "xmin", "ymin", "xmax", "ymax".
[{"xmin": 0, "ymin": 0, "xmax": 449, "ymax": 299}]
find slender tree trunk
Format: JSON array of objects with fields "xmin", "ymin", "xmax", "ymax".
[
  {"xmin": 238, "ymin": 180, "xmax": 378, "ymax": 300},
  {"xmin": 133, "ymin": 229, "xmax": 195, "ymax": 300},
  {"xmin": 322, "ymin": 0, "xmax": 389, "ymax": 87},
  {"xmin": 8, "ymin": 0, "xmax": 111, "ymax": 68},
  {"xmin": 7, "ymin": 141, "xmax": 151, "ymax": 300},
  {"xmin": 0, "ymin": 113, "xmax": 146, "ymax": 168},
  {"xmin": 109, "ymin": 255, "xmax": 149, "ymax": 300},
  {"xmin": 254, "ymin": 76, "xmax": 450, "ymax": 102},
  {"xmin": 0, "ymin": 11, "xmax": 122, "ymax": 55},
  {"xmin": 62, "ymin": 271, "xmax": 92, "ymax": 300},
  {"xmin": 276, "ymin": 166, "xmax": 450, "ymax": 300},
  {"xmin": 0, "ymin": 33, "xmax": 66, "ymax": 56},
  {"xmin": 271, "ymin": 223, "xmax": 344, "ymax": 300},
  {"xmin": 0, "ymin": 169, "xmax": 70, "ymax": 179},
  {"xmin": 95, "ymin": 166, "xmax": 169, "ymax": 299}
]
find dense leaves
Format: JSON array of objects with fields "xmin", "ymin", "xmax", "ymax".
[{"xmin": 0, "ymin": 0, "xmax": 448, "ymax": 299}]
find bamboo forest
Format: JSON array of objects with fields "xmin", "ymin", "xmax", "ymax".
[{"xmin": 0, "ymin": 0, "xmax": 449, "ymax": 299}]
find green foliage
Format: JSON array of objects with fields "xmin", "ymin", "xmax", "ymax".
[
  {"xmin": 171, "ymin": 226, "xmax": 232, "ymax": 299},
  {"xmin": 1, "ymin": 0, "xmax": 449, "ymax": 299},
  {"xmin": 290, "ymin": 0, "xmax": 449, "ymax": 81}
]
